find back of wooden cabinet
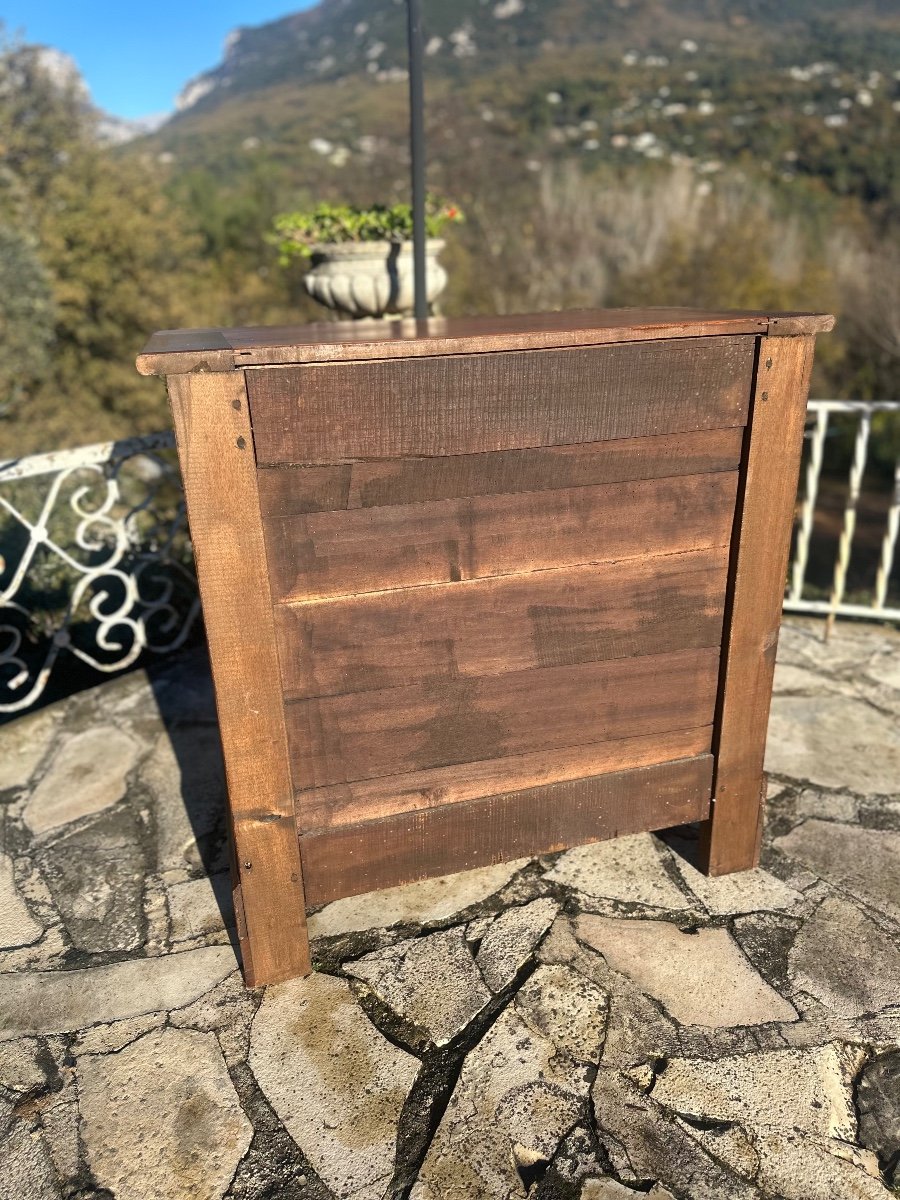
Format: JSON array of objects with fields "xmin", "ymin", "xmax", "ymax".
[{"xmin": 244, "ymin": 336, "xmax": 754, "ymax": 905}]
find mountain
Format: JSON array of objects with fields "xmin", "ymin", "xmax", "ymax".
[
  {"xmin": 141, "ymin": 0, "xmax": 898, "ymax": 225},
  {"xmin": 171, "ymin": 0, "xmax": 899, "ymax": 116},
  {"xmin": 29, "ymin": 46, "xmax": 166, "ymax": 145}
]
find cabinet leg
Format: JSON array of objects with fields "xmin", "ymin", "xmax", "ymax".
[{"xmin": 696, "ymin": 772, "xmax": 766, "ymax": 875}]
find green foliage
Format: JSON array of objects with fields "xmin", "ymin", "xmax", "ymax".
[
  {"xmin": 0, "ymin": 39, "xmax": 214, "ymax": 453},
  {"xmin": 32, "ymin": 143, "xmax": 209, "ymax": 441},
  {"xmin": 0, "ymin": 223, "xmax": 55, "ymax": 419},
  {"xmin": 272, "ymin": 198, "xmax": 464, "ymax": 263}
]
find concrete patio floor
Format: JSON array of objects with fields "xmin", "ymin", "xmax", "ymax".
[{"xmin": 1, "ymin": 616, "xmax": 899, "ymax": 1200}]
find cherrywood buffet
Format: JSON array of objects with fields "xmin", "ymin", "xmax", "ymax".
[{"xmin": 138, "ymin": 307, "xmax": 833, "ymax": 986}]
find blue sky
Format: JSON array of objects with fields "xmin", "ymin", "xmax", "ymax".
[{"xmin": 2, "ymin": 1, "xmax": 316, "ymax": 119}]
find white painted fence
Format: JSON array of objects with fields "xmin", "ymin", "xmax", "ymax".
[
  {"xmin": 784, "ymin": 400, "xmax": 900, "ymax": 633},
  {"xmin": 0, "ymin": 432, "xmax": 199, "ymax": 714},
  {"xmin": 2, "ymin": 400, "xmax": 898, "ymax": 715}
]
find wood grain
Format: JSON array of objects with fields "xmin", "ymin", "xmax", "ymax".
[
  {"xmin": 137, "ymin": 307, "xmax": 834, "ymax": 376},
  {"xmin": 274, "ymin": 545, "xmax": 730, "ymax": 700},
  {"xmin": 247, "ymin": 337, "xmax": 754, "ymax": 465},
  {"xmin": 299, "ymin": 754, "xmax": 714, "ymax": 904},
  {"xmin": 297, "ymin": 725, "xmax": 713, "ymax": 830},
  {"xmin": 166, "ymin": 371, "xmax": 309, "ymax": 986},
  {"xmin": 265, "ymin": 469, "xmax": 739, "ymax": 603},
  {"xmin": 286, "ymin": 645, "xmax": 720, "ymax": 790},
  {"xmin": 256, "ymin": 427, "xmax": 744, "ymax": 517},
  {"xmin": 699, "ymin": 335, "xmax": 816, "ymax": 875}
]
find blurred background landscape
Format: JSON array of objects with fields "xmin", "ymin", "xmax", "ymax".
[
  {"xmin": 0, "ymin": 0, "xmax": 898, "ymax": 717},
  {"xmin": 0, "ymin": 0, "xmax": 897, "ymax": 458}
]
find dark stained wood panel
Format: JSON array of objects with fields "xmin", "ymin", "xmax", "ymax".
[
  {"xmin": 266, "ymin": 469, "xmax": 739, "ymax": 603},
  {"xmin": 274, "ymin": 546, "xmax": 729, "ymax": 701},
  {"xmin": 138, "ymin": 308, "xmax": 833, "ymax": 376},
  {"xmin": 256, "ymin": 427, "xmax": 744, "ymax": 517},
  {"xmin": 247, "ymin": 337, "xmax": 754, "ymax": 465},
  {"xmin": 299, "ymin": 754, "xmax": 714, "ymax": 905},
  {"xmin": 286, "ymin": 645, "xmax": 720, "ymax": 791},
  {"xmin": 297, "ymin": 725, "xmax": 713, "ymax": 830}
]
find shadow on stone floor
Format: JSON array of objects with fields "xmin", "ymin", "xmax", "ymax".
[{"xmin": 146, "ymin": 644, "xmax": 241, "ymax": 962}]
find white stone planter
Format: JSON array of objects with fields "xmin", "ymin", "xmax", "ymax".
[{"xmin": 303, "ymin": 239, "xmax": 447, "ymax": 319}]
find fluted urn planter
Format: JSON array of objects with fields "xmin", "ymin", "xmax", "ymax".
[{"xmin": 303, "ymin": 239, "xmax": 447, "ymax": 319}]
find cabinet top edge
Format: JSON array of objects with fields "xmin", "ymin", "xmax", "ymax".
[{"xmin": 136, "ymin": 307, "xmax": 835, "ymax": 377}]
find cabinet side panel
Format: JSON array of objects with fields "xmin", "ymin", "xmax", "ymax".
[
  {"xmin": 285, "ymin": 645, "xmax": 720, "ymax": 790},
  {"xmin": 256, "ymin": 427, "xmax": 744, "ymax": 516},
  {"xmin": 264, "ymin": 469, "xmax": 739, "ymax": 603},
  {"xmin": 273, "ymin": 546, "xmax": 729, "ymax": 701},
  {"xmin": 247, "ymin": 336, "xmax": 754, "ymax": 464},
  {"xmin": 299, "ymin": 755, "xmax": 714, "ymax": 904}
]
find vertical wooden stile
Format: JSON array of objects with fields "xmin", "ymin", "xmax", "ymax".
[
  {"xmin": 167, "ymin": 371, "xmax": 310, "ymax": 985},
  {"xmin": 699, "ymin": 334, "xmax": 815, "ymax": 874}
]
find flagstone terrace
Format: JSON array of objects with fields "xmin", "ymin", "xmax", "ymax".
[{"xmin": 0, "ymin": 614, "xmax": 898, "ymax": 1199}]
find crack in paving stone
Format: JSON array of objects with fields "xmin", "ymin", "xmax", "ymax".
[
  {"xmin": 350, "ymin": 979, "xmax": 435, "ymax": 1057},
  {"xmin": 728, "ymin": 912, "xmax": 800, "ymax": 998},
  {"xmin": 224, "ymin": 1059, "xmax": 335, "ymax": 1200},
  {"xmin": 407, "ymin": 959, "xmax": 608, "ymax": 1197},
  {"xmin": 592, "ymin": 1069, "xmax": 770, "ymax": 1199},
  {"xmin": 248, "ymin": 970, "xmax": 419, "ymax": 1200},
  {"xmin": 388, "ymin": 957, "xmax": 544, "ymax": 1198},
  {"xmin": 531, "ymin": 1122, "xmax": 617, "ymax": 1199},
  {"xmin": 671, "ymin": 1112, "xmax": 740, "ymax": 1134},
  {"xmin": 345, "ymin": 926, "xmax": 493, "ymax": 1048},
  {"xmin": 381, "ymin": 933, "xmax": 575, "ymax": 1200},
  {"xmin": 8, "ymin": 1037, "xmax": 66, "ymax": 1107},
  {"xmin": 1, "ymin": 1052, "xmax": 113, "ymax": 1200},
  {"xmin": 47, "ymin": 1145, "xmax": 117, "ymax": 1200},
  {"xmin": 854, "ymin": 1048, "xmax": 900, "ymax": 1187}
]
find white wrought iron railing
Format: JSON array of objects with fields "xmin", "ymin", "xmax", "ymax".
[
  {"xmin": 1, "ymin": 401, "xmax": 898, "ymax": 717},
  {"xmin": 784, "ymin": 400, "xmax": 900, "ymax": 634},
  {"xmin": 0, "ymin": 431, "xmax": 200, "ymax": 715}
]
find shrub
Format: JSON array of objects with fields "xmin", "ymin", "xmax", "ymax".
[{"xmin": 272, "ymin": 198, "xmax": 463, "ymax": 263}]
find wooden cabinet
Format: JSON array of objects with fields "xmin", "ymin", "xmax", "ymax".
[{"xmin": 138, "ymin": 307, "xmax": 832, "ymax": 985}]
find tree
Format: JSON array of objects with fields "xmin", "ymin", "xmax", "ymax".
[
  {"xmin": 0, "ymin": 223, "xmax": 54, "ymax": 421},
  {"xmin": 0, "ymin": 39, "xmax": 213, "ymax": 453}
]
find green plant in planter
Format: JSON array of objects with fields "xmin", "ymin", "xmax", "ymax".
[{"xmin": 273, "ymin": 198, "xmax": 463, "ymax": 265}]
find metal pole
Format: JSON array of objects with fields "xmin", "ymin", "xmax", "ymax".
[{"xmin": 406, "ymin": 0, "xmax": 427, "ymax": 320}]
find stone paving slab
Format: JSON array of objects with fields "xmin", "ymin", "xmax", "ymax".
[{"xmin": 0, "ymin": 620, "xmax": 898, "ymax": 1199}]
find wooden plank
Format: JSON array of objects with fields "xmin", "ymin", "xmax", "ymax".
[
  {"xmin": 299, "ymin": 754, "xmax": 714, "ymax": 904},
  {"xmin": 699, "ymin": 335, "xmax": 816, "ymax": 875},
  {"xmin": 247, "ymin": 336, "xmax": 755, "ymax": 465},
  {"xmin": 298, "ymin": 725, "xmax": 713, "ymax": 830},
  {"xmin": 274, "ymin": 546, "xmax": 730, "ymax": 700},
  {"xmin": 256, "ymin": 427, "xmax": 744, "ymax": 517},
  {"xmin": 166, "ymin": 371, "xmax": 310, "ymax": 986},
  {"xmin": 265, "ymin": 469, "xmax": 739, "ymax": 603},
  {"xmin": 286, "ymin": 645, "xmax": 720, "ymax": 790},
  {"xmin": 137, "ymin": 308, "xmax": 834, "ymax": 376}
]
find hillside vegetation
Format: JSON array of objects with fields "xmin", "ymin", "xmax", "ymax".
[{"xmin": 1, "ymin": 0, "xmax": 898, "ymax": 456}]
